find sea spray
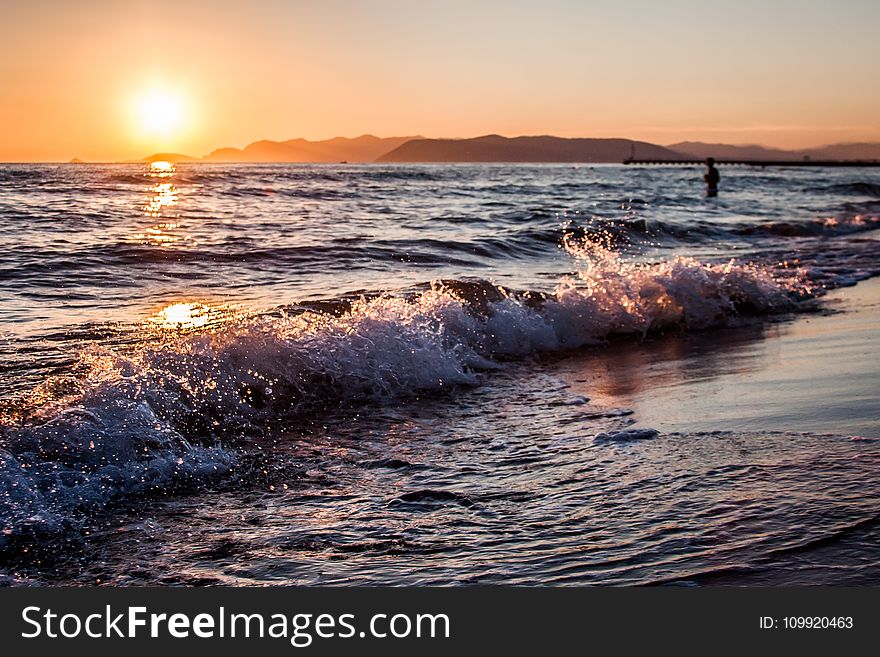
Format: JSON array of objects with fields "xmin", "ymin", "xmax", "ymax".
[{"xmin": 0, "ymin": 246, "xmax": 815, "ymax": 548}]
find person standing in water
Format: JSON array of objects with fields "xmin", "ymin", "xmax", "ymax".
[{"xmin": 704, "ymin": 157, "xmax": 720, "ymax": 197}]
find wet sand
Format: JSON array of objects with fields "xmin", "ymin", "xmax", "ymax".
[{"xmin": 556, "ymin": 276, "xmax": 880, "ymax": 439}]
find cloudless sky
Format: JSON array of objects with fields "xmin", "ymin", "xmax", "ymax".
[{"xmin": 1, "ymin": 0, "xmax": 878, "ymax": 160}]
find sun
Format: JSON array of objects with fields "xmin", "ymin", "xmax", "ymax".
[{"xmin": 135, "ymin": 89, "xmax": 186, "ymax": 139}]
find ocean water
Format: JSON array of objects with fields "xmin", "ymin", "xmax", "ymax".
[{"xmin": 1, "ymin": 162, "xmax": 879, "ymax": 585}]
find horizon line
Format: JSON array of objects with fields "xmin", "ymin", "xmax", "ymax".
[{"xmin": 4, "ymin": 133, "xmax": 880, "ymax": 164}]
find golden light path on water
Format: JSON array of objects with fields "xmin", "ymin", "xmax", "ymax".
[
  {"xmin": 134, "ymin": 160, "xmax": 181, "ymax": 245},
  {"xmin": 150, "ymin": 301, "xmax": 220, "ymax": 330},
  {"xmin": 137, "ymin": 162, "xmax": 233, "ymax": 331}
]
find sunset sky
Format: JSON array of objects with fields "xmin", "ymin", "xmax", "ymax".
[{"xmin": 1, "ymin": 0, "xmax": 878, "ymax": 161}]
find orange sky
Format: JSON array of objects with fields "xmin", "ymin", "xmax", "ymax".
[{"xmin": 1, "ymin": 0, "xmax": 878, "ymax": 161}]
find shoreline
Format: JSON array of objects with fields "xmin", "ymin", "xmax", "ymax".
[{"xmin": 554, "ymin": 276, "xmax": 880, "ymax": 439}]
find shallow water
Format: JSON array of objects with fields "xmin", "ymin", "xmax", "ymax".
[{"xmin": 1, "ymin": 162, "xmax": 879, "ymax": 585}]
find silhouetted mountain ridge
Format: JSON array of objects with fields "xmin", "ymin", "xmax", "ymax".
[
  {"xmin": 377, "ymin": 135, "xmax": 685, "ymax": 163},
  {"xmin": 203, "ymin": 135, "xmax": 417, "ymax": 163},
  {"xmin": 667, "ymin": 142, "xmax": 795, "ymax": 161},
  {"xmin": 141, "ymin": 152, "xmax": 200, "ymax": 163},
  {"xmin": 669, "ymin": 141, "xmax": 880, "ymax": 162},
  {"xmin": 134, "ymin": 136, "xmax": 880, "ymax": 164}
]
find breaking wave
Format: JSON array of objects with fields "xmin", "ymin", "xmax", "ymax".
[
  {"xmin": 0, "ymin": 241, "xmax": 816, "ymax": 549},
  {"xmin": 818, "ymin": 181, "xmax": 880, "ymax": 197},
  {"xmin": 570, "ymin": 214, "xmax": 880, "ymax": 246},
  {"xmin": 732, "ymin": 215, "xmax": 880, "ymax": 238}
]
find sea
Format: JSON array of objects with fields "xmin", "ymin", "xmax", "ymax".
[{"xmin": 1, "ymin": 161, "xmax": 879, "ymax": 585}]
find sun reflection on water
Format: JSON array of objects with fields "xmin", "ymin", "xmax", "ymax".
[
  {"xmin": 136, "ymin": 221, "xmax": 182, "ymax": 244},
  {"xmin": 147, "ymin": 160, "xmax": 175, "ymax": 176},
  {"xmin": 150, "ymin": 302, "xmax": 218, "ymax": 330},
  {"xmin": 134, "ymin": 161, "xmax": 184, "ymax": 245},
  {"xmin": 144, "ymin": 182, "xmax": 178, "ymax": 217}
]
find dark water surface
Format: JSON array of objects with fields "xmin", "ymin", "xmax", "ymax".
[{"xmin": 1, "ymin": 162, "xmax": 879, "ymax": 585}]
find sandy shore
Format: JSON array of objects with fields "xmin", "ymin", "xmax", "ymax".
[{"xmin": 554, "ymin": 276, "xmax": 880, "ymax": 439}]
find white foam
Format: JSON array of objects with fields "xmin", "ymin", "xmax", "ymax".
[{"xmin": 0, "ymin": 244, "xmax": 813, "ymax": 545}]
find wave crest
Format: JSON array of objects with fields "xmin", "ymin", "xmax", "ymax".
[{"xmin": 0, "ymin": 247, "xmax": 811, "ymax": 546}]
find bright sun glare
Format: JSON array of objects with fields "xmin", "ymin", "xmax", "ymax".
[
  {"xmin": 135, "ymin": 89, "xmax": 185, "ymax": 139},
  {"xmin": 151, "ymin": 302, "xmax": 213, "ymax": 330}
]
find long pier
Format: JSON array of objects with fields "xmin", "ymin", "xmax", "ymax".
[{"xmin": 623, "ymin": 158, "xmax": 880, "ymax": 167}]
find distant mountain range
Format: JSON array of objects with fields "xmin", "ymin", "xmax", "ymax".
[
  {"xmin": 204, "ymin": 135, "xmax": 416, "ymax": 163},
  {"xmin": 668, "ymin": 141, "xmax": 880, "ymax": 162},
  {"xmin": 375, "ymin": 135, "xmax": 683, "ymax": 162},
  {"xmin": 137, "ymin": 135, "xmax": 416, "ymax": 164},
  {"xmin": 128, "ymin": 135, "xmax": 880, "ymax": 164}
]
